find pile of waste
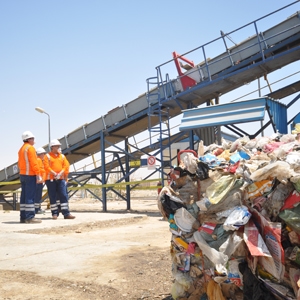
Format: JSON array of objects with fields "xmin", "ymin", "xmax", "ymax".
[{"xmin": 158, "ymin": 125, "xmax": 300, "ymax": 300}]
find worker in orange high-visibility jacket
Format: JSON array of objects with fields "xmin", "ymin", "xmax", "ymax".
[
  {"xmin": 55, "ymin": 147, "xmax": 70, "ymax": 213},
  {"xmin": 44, "ymin": 139, "xmax": 75, "ymax": 220},
  {"xmin": 18, "ymin": 131, "xmax": 43, "ymax": 224},
  {"xmin": 34, "ymin": 147, "xmax": 47, "ymax": 214}
]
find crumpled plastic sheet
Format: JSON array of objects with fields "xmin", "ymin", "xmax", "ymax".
[
  {"xmin": 223, "ymin": 206, "xmax": 252, "ymax": 231},
  {"xmin": 279, "ymin": 205, "xmax": 300, "ymax": 235},
  {"xmin": 250, "ymin": 161, "xmax": 291, "ymax": 183},
  {"xmin": 205, "ymin": 175, "xmax": 236, "ymax": 205}
]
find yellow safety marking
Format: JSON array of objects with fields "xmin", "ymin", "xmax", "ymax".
[
  {"xmin": 0, "ymin": 179, "xmax": 162, "ymax": 193},
  {"xmin": 129, "ymin": 160, "xmax": 141, "ymax": 167},
  {"xmin": 0, "ymin": 180, "xmax": 20, "ymax": 185}
]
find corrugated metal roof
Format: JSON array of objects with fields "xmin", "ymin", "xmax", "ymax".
[{"xmin": 179, "ymin": 98, "xmax": 268, "ymax": 131}]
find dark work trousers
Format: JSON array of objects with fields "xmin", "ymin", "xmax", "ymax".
[
  {"xmin": 20, "ymin": 175, "xmax": 37, "ymax": 221},
  {"xmin": 34, "ymin": 183, "xmax": 43, "ymax": 213},
  {"xmin": 45, "ymin": 179, "xmax": 70, "ymax": 217}
]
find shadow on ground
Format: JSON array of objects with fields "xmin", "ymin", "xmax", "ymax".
[{"xmin": 70, "ymin": 209, "xmax": 162, "ymax": 218}]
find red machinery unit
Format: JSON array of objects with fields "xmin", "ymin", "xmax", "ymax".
[{"xmin": 172, "ymin": 51, "xmax": 197, "ymax": 91}]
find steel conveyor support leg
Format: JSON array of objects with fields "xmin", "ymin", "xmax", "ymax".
[
  {"xmin": 125, "ymin": 138, "xmax": 130, "ymax": 210},
  {"xmin": 189, "ymin": 130, "xmax": 194, "ymax": 151},
  {"xmin": 13, "ymin": 193, "xmax": 17, "ymax": 210},
  {"xmin": 100, "ymin": 131, "xmax": 107, "ymax": 212}
]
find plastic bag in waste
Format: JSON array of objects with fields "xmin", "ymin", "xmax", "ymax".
[
  {"xmin": 159, "ymin": 192, "xmax": 185, "ymax": 218},
  {"xmin": 243, "ymin": 219, "xmax": 272, "ymax": 257},
  {"xmin": 172, "ymin": 265, "xmax": 193, "ymax": 289},
  {"xmin": 174, "ymin": 207, "xmax": 196, "ymax": 233},
  {"xmin": 229, "ymin": 150, "xmax": 250, "ymax": 164},
  {"xmin": 221, "ymin": 282, "xmax": 243, "ymax": 300},
  {"xmin": 263, "ymin": 141, "xmax": 284, "ymax": 153},
  {"xmin": 217, "ymin": 149, "xmax": 231, "ymax": 161},
  {"xmin": 223, "ymin": 206, "xmax": 251, "ymax": 231},
  {"xmin": 219, "ymin": 231, "xmax": 247, "ymax": 259},
  {"xmin": 238, "ymin": 261, "xmax": 274, "ymax": 300},
  {"xmin": 279, "ymin": 205, "xmax": 300, "ymax": 235},
  {"xmin": 226, "ymin": 258, "xmax": 244, "ymax": 288},
  {"xmin": 292, "ymin": 177, "xmax": 300, "ymax": 193},
  {"xmin": 259, "ymin": 278, "xmax": 295, "ymax": 299},
  {"xmin": 255, "ymin": 136, "xmax": 271, "ymax": 150},
  {"xmin": 280, "ymin": 133, "xmax": 296, "ymax": 143},
  {"xmin": 177, "ymin": 176, "xmax": 198, "ymax": 204},
  {"xmin": 198, "ymin": 170, "xmax": 223, "ymax": 195},
  {"xmin": 206, "ymin": 175, "xmax": 236, "ymax": 205},
  {"xmin": 216, "ymin": 208, "xmax": 236, "ymax": 220},
  {"xmin": 198, "ymin": 223, "xmax": 231, "ymax": 251},
  {"xmin": 206, "ymin": 279, "xmax": 226, "ymax": 300},
  {"xmin": 170, "ymin": 280, "xmax": 187, "ymax": 300},
  {"xmin": 230, "ymin": 139, "xmax": 242, "ymax": 153},
  {"xmin": 177, "ymin": 150, "xmax": 198, "ymax": 174},
  {"xmin": 196, "ymin": 197, "xmax": 211, "ymax": 211},
  {"xmin": 171, "ymin": 175, "xmax": 190, "ymax": 189},
  {"xmin": 251, "ymin": 209, "xmax": 284, "ymax": 280},
  {"xmin": 198, "ymin": 140, "xmax": 205, "ymax": 156},
  {"xmin": 245, "ymin": 179, "xmax": 274, "ymax": 201},
  {"xmin": 199, "ymin": 153, "xmax": 221, "ymax": 168},
  {"xmin": 193, "ymin": 231, "xmax": 228, "ymax": 273},
  {"xmin": 286, "ymin": 152, "xmax": 300, "ymax": 169},
  {"xmin": 250, "ymin": 161, "xmax": 291, "ymax": 184},
  {"xmin": 244, "ymin": 138, "xmax": 257, "ymax": 150},
  {"xmin": 186, "ymin": 202, "xmax": 199, "ymax": 219},
  {"xmin": 262, "ymin": 181, "xmax": 294, "ymax": 220},
  {"xmin": 168, "ymin": 214, "xmax": 182, "ymax": 236},
  {"xmin": 281, "ymin": 190, "xmax": 300, "ymax": 211},
  {"xmin": 196, "ymin": 160, "xmax": 210, "ymax": 180},
  {"xmin": 289, "ymin": 267, "xmax": 300, "ymax": 298},
  {"xmin": 206, "ymin": 179, "xmax": 244, "ymax": 215}
]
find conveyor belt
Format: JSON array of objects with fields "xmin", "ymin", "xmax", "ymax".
[{"xmin": 0, "ymin": 7, "xmax": 299, "ymax": 190}]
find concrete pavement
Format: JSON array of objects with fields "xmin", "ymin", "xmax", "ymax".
[
  {"xmin": 0, "ymin": 203, "xmax": 170, "ymax": 281},
  {"xmin": 0, "ymin": 209, "xmax": 142, "ymax": 233}
]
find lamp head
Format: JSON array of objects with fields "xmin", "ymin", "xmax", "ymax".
[{"xmin": 35, "ymin": 107, "xmax": 45, "ymax": 114}]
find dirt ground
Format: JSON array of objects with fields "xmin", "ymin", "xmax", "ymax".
[{"xmin": 0, "ymin": 197, "xmax": 174, "ymax": 300}]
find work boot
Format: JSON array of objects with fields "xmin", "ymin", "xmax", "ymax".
[
  {"xmin": 52, "ymin": 215, "xmax": 58, "ymax": 220},
  {"xmin": 64, "ymin": 214, "xmax": 76, "ymax": 219},
  {"xmin": 25, "ymin": 218, "xmax": 42, "ymax": 224},
  {"xmin": 20, "ymin": 219, "xmax": 25, "ymax": 223}
]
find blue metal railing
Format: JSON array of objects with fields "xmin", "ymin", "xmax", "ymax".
[{"xmin": 153, "ymin": 1, "xmax": 300, "ymax": 101}]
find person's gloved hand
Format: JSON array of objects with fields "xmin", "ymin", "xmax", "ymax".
[{"xmin": 55, "ymin": 171, "xmax": 64, "ymax": 180}]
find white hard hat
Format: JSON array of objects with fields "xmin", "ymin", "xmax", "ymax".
[
  {"xmin": 36, "ymin": 147, "xmax": 46, "ymax": 155},
  {"xmin": 22, "ymin": 131, "xmax": 35, "ymax": 141},
  {"xmin": 50, "ymin": 139, "xmax": 61, "ymax": 147}
]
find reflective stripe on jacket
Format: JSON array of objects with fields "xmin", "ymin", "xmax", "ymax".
[
  {"xmin": 18, "ymin": 143, "xmax": 40, "ymax": 176},
  {"xmin": 44, "ymin": 153, "xmax": 69, "ymax": 180}
]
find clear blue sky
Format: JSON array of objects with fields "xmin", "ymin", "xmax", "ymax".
[{"xmin": 0, "ymin": 0, "xmax": 300, "ymax": 170}]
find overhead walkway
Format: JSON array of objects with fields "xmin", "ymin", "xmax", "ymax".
[{"xmin": 1, "ymin": 3, "xmax": 300, "ymax": 210}]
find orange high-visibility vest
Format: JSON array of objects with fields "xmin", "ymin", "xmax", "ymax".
[
  {"xmin": 37, "ymin": 157, "xmax": 46, "ymax": 182},
  {"xmin": 44, "ymin": 152, "xmax": 69, "ymax": 180},
  {"xmin": 18, "ymin": 143, "xmax": 40, "ymax": 176}
]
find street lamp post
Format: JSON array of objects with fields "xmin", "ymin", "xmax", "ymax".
[{"xmin": 35, "ymin": 107, "xmax": 51, "ymax": 151}]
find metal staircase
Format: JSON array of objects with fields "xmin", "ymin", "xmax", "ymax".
[{"xmin": 146, "ymin": 70, "xmax": 173, "ymax": 184}]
